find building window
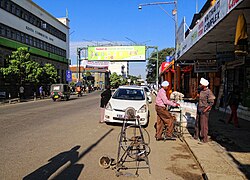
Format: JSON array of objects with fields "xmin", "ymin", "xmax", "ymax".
[
  {"xmin": 37, "ymin": 40, "xmax": 41, "ymax": 48},
  {"xmin": 11, "ymin": 30, "xmax": 16, "ymax": 40},
  {"xmin": 5, "ymin": 0, "xmax": 10, "ymax": 11},
  {"xmin": 16, "ymin": 7, "xmax": 20, "ymax": 16},
  {"xmin": 20, "ymin": 33, "xmax": 25, "ymax": 43},
  {"xmin": 16, "ymin": 32, "xmax": 20, "ymax": 41},
  {"xmin": 11, "ymin": 3, "xmax": 15, "ymax": 13},
  {"xmin": 29, "ymin": 36, "xmax": 33, "ymax": 46},
  {"xmin": 0, "ymin": 25, "xmax": 5, "ymax": 36},
  {"xmin": 25, "ymin": 35, "xmax": 29, "ymax": 44},
  {"xmin": 24, "ymin": 13, "xmax": 29, "ymax": 21},
  {"xmin": 0, "ymin": 0, "xmax": 4, "ymax": 8},
  {"xmin": 6, "ymin": 28, "xmax": 11, "ymax": 38},
  {"xmin": 33, "ymin": 38, "xmax": 37, "ymax": 47}
]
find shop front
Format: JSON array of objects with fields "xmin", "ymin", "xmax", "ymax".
[{"xmin": 175, "ymin": 0, "xmax": 249, "ymax": 120}]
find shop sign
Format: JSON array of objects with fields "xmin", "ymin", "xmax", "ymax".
[
  {"xmin": 81, "ymin": 60, "xmax": 109, "ymax": 68},
  {"xmin": 194, "ymin": 62, "xmax": 218, "ymax": 72},
  {"xmin": 177, "ymin": 0, "xmax": 242, "ymax": 60},
  {"xmin": 176, "ymin": 17, "xmax": 185, "ymax": 45},
  {"xmin": 228, "ymin": 0, "xmax": 243, "ymax": 12}
]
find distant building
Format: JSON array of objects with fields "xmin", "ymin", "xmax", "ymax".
[
  {"xmin": 109, "ymin": 61, "xmax": 129, "ymax": 78},
  {"xmin": 0, "ymin": 0, "xmax": 69, "ymax": 96},
  {"xmin": 69, "ymin": 65, "xmax": 109, "ymax": 90}
]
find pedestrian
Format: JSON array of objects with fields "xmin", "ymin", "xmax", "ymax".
[
  {"xmin": 39, "ymin": 85, "xmax": 44, "ymax": 99},
  {"xmin": 155, "ymin": 81, "xmax": 180, "ymax": 141},
  {"xmin": 227, "ymin": 87, "xmax": 241, "ymax": 128},
  {"xmin": 100, "ymin": 85, "xmax": 112, "ymax": 123},
  {"xmin": 194, "ymin": 78, "xmax": 215, "ymax": 143},
  {"xmin": 19, "ymin": 85, "xmax": 24, "ymax": 99}
]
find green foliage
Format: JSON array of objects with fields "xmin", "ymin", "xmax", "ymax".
[
  {"xmin": 146, "ymin": 48, "xmax": 174, "ymax": 83},
  {"xmin": 0, "ymin": 47, "xmax": 59, "ymax": 85},
  {"xmin": 127, "ymin": 75, "xmax": 139, "ymax": 85},
  {"xmin": 110, "ymin": 72, "xmax": 127, "ymax": 88},
  {"xmin": 40, "ymin": 63, "xmax": 59, "ymax": 84}
]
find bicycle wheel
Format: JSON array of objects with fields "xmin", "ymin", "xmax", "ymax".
[
  {"xmin": 127, "ymin": 142, "xmax": 151, "ymax": 160},
  {"xmin": 117, "ymin": 125, "xmax": 150, "ymax": 152}
]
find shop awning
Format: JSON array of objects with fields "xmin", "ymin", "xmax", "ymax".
[{"xmin": 176, "ymin": 0, "xmax": 249, "ymax": 63}]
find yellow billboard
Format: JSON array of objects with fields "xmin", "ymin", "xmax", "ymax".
[{"xmin": 88, "ymin": 46, "xmax": 146, "ymax": 61}]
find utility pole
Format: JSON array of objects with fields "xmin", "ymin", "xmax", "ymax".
[{"xmin": 77, "ymin": 47, "xmax": 87, "ymax": 81}]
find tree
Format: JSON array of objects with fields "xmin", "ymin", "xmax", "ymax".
[
  {"xmin": 110, "ymin": 72, "xmax": 127, "ymax": 88},
  {"xmin": 40, "ymin": 63, "xmax": 59, "ymax": 85},
  {"xmin": 0, "ymin": 47, "xmax": 59, "ymax": 85},
  {"xmin": 146, "ymin": 48, "xmax": 174, "ymax": 83},
  {"xmin": 127, "ymin": 75, "xmax": 139, "ymax": 85},
  {"xmin": 0, "ymin": 47, "xmax": 34, "ymax": 84}
]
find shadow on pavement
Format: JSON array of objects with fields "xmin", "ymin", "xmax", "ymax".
[
  {"xmin": 208, "ymin": 109, "xmax": 250, "ymax": 178},
  {"xmin": 23, "ymin": 128, "xmax": 114, "ymax": 179},
  {"xmin": 23, "ymin": 145, "xmax": 82, "ymax": 180}
]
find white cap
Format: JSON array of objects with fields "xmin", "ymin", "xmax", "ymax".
[
  {"xmin": 161, "ymin": 81, "xmax": 169, "ymax": 87},
  {"xmin": 200, "ymin": 78, "xmax": 209, "ymax": 86}
]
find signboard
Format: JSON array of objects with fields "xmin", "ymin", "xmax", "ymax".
[
  {"xmin": 194, "ymin": 62, "xmax": 218, "ymax": 73},
  {"xmin": 176, "ymin": 17, "xmax": 185, "ymax": 45},
  {"xmin": 177, "ymin": 0, "xmax": 243, "ymax": 59},
  {"xmin": 81, "ymin": 60, "xmax": 109, "ymax": 68},
  {"xmin": 88, "ymin": 46, "xmax": 146, "ymax": 61},
  {"xmin": 66, "ymin": 70, "xmax": 72, "ymax": 82}
]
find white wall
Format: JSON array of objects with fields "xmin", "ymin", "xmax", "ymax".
[
  {"xmin": 1, "ymin": 0, "xmax": 69, "ymax": 59},
  {"xmin": 108, "ymin": 62, "xmax": 128, "ymax": 77}
]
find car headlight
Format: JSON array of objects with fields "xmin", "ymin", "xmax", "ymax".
[
  {"xmin": 106, "ymin": 102, "xmax": 113, "ymax": 111},
  {"xmin": 138, "ymin": 104, "xmax": 147, "ymax": 113}
]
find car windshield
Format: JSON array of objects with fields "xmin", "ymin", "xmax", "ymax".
[{"xmin": 112, "ymin": 88, "xmax": 145, "ymax": 100}]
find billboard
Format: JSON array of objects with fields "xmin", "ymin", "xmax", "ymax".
[{"xmin": 88, "ymin": 46, "xmax": 146, "ymax": 61}]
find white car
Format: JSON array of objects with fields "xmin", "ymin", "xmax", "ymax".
[
  {"xmin": 141, "ymin": 86, "xmax": 152, "ymax": 102},
  {"xmin": 104, "ymin": 86, "xmax": 151, "ymax": 126}
]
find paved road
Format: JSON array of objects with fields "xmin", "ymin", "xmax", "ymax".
[{"xmin": 0, "ymin": 92, "xmax": 204, "ymax": 180}]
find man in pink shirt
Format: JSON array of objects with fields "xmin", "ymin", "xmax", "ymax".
[{"xmin": 155, "ymin": 81, "xmax": 180, "ymax": 140}]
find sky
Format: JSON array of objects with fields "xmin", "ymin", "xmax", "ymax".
[{"xmin": 32, "ymin": 0, "xmax": 207, "ymax": 79}]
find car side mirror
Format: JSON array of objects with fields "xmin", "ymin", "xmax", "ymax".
[{"xmin": 147, "ymin": 97, "xmax": 152, "ymax": 103}]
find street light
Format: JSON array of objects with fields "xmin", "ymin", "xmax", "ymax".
[{"xmin": 138, "ymin": 1, "xmax": 178, "ymax": 89}]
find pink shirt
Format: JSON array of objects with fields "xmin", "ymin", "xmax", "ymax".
[{"xmin": 155, "ymin": 88, "xmax": 176, "ymax": 107}]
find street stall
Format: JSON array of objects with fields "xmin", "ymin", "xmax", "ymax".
[{"xmin": 170, "ymin": 91, "xmax": 197, "ymax": 129}]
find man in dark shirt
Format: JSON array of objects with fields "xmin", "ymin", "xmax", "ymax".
[
  {"xmin": 100, "ymin": 85, "xmax": 112, "ymax": 123},
  {"xmin": 194, "ymin": 78, "xmax": 215, "ymax": 143}
]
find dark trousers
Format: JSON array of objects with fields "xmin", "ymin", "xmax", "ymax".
[
  {"xmin": 195, "ymin": 111, "xmax": 209, "ymax": 143},
  {"xmin": 155, "ymin": 105, "xmax": 174, "ymax": 139}
]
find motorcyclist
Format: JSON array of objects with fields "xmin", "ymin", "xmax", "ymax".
[{"xmin": 76, "ymin": 85, "xmax": 82, "ymax": 97}]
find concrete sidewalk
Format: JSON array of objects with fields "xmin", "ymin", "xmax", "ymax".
[
  {"xmin": 149, "ymin": 93, "xmax": 249, "ymax": 179},
  {"xmin": 182, "ymin": 108, "xmax": 249, "ymax": 180}
]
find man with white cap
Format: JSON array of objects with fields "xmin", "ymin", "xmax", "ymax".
[
  {"xmin": 194, "ymin": 78, "xmax": 215, "ymax": 143},
  {"xmin": 155, "ymin": 81, "xmax": 180, "ymax": 141}
]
